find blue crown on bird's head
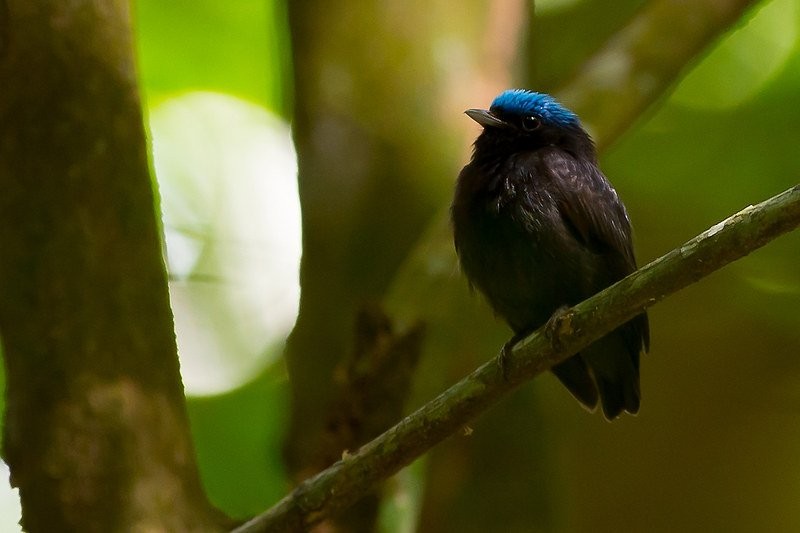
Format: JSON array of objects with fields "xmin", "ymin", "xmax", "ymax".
[{"xmin": 490, "ymin": 89, "xmax": 579, "ymax": 128}]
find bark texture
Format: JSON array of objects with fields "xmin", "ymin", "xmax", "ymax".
[{"xmin": 0, "ymin": 1, "xmax": 227, "ymax": 530}]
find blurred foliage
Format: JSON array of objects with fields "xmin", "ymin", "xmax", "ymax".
[
  {"xmin": 186, "ymin": 365, "xmax": 290, "ymax": 519},
  {"xmin": 1, "ymin": 0, "xmax": 799, "ymax": 530},
  {"xmin": 135, "ymin": 0, "xmax": 290, "ymax": 114},
  {"xmin": 532, "ymin": 0, "xmax": 646, "ymax": 91}
]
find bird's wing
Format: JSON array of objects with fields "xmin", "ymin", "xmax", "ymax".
[
  {"xmin": 539, "ymin": 149, "xmax": 636, "ymax": 267},
  {"xmin": 538, "ymin": 148, "xmax": 650, "ymax": 353}
]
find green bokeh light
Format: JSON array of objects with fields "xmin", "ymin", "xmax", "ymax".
[{"xmin": 672, "ymin": 0, "xmax": 798, "ymax": 110}]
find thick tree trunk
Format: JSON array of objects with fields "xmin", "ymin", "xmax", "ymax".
[{"xmin": 0, "ymin": 1, "xmax": 226, "ymax": 530}]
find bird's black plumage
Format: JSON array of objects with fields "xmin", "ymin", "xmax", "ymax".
[{"xmin": 452, "ymin": 90, "xmax": 649, "ymax": 419}]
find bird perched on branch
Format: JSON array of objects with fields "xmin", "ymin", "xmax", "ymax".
[{"xmin": 451, "ymin": 89, "xmax": 649, "ymax": 419}]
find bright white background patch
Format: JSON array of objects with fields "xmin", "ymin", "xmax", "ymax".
[
  {"xmin": 151, "ymin": 92, "xmax": 301, "ymax": 396},
  {"xmin": 0, "ymin": 463, "xmax": 21, "ymax": 532}
]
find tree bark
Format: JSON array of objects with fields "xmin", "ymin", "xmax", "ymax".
[{"xmin": 0, "ymin": 1, "xmax": 227, "ymax": 530}]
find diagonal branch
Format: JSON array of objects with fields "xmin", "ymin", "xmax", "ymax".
[
  {"xmin": 558, "ymin": 0, "xmax": 761, "ymax": 151},
  {"xmin": 234, "ymin": 185, "xmax": 800, "ymax": 533}
]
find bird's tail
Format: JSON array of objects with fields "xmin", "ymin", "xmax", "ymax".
[
  {"xmin": 583, "ymin": 327, "xmax": 641, "ymax": 420},
  {"xmin": 551, "ymin": 356, "xmax": 600, "ymax": 413},
  {"xmin": 551, "ymin": 325, "xmax": 642, "ymax": 420}
]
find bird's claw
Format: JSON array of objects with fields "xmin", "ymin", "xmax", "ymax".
[
  {"xmin": 544, "ymin": 305, "xmax": 572, "ymax": 351},
  {"xmin": 497, "ymin": 340, "xmax": 514, "ymax": 381},
  {"xmin": 498, "ymin": 331, "xmax": 527, "ymax": 381}
]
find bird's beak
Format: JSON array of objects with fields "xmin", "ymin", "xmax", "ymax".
[{"xmin": 465, "ymin": 108, "xmax": 507, "ymax": 128}]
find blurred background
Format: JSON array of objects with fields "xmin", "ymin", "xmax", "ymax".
[{"xmin": 2, "ymin": 0, "xmax": 800, "ymax": 531}]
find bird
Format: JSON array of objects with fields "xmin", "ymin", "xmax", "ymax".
[{"xmin": 451, "ymin": 89, "xmax": 649, "ymax": 419}]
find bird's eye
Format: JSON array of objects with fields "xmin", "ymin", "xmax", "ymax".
[{"xmin": 521, "ymin": 116, "xmax": 541, "ymax": 131}]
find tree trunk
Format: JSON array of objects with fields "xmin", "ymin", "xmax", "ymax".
[{"xmin": 0, "ymin": 1, "xmax": 227, "ymax": 530}]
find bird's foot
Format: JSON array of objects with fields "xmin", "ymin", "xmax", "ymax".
[
  {"xmin": 497, "ymin": 341, "xmax": 513, "ymax": 381},
  {"xmin": 544, "ymin": 305, "xmax": 573, "ymax": 351},
  {"xmin": 498, "ymin": 332, "xmax": 525, "ymax": 381}
]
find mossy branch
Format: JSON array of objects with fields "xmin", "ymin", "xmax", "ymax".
[{"xmin": 234, "ymin": 185, "xmax": 800, "ymax": 532}]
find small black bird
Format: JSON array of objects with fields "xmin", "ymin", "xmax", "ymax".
[{"xmin": 452, "ymin": 89, "xmax": 649, "ymax": 419}]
